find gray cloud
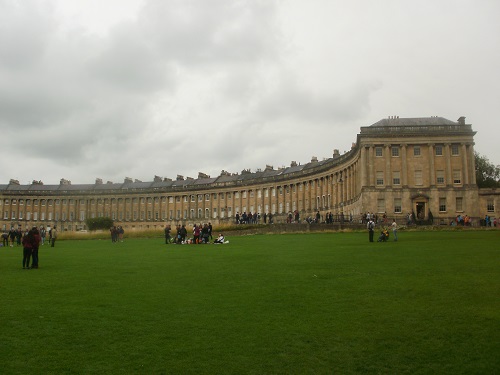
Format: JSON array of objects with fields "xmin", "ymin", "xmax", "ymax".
[{"xmin": 1, "ymin": 0, "xmax": 499, "ymax": 185}]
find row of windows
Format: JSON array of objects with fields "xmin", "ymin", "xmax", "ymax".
[
  {"xmin": 376, "ymin": 170, "xmax": 462, "ymax": 186},
  {"xmin": 1, "ymin": 182, "xmax": 344, "ymax": 207},
  {"xmin": 375, "ymin": 198, "xmax": 494, "ymax": 214},
  {"xmin": 375, "ymin": 144, "xmax": 461, "ymax": 157},
  {"xmin": 3, "ymin": 198, "xmax": 496, "ymax": 221}
]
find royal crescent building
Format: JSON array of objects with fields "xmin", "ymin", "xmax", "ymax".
[{"xmin": 1, "ymin": 116, "xmax": 498, "ymax": 231}]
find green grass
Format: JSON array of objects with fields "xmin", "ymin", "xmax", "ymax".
[{"xmin": 1, "ymin": 231, "xmax": 499, "ymax": 374}]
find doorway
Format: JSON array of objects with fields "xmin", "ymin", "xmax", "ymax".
[{"xmin": 416, "ymin": 202, "xmax": 426, "ymax": 220}]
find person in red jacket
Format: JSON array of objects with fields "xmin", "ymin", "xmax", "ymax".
[
  {"xmin": 31, "ymin": 227, "xmax": 42, "ymax": 269},
  {"xmin": 22, "ymin": 229, "xmax": 33, "ymax": 269}
]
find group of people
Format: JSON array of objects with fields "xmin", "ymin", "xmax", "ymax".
[
  {"xmin": 19, "ymin": 225, "xmax": 58, "ymax": 269},
  {"xmin": 164, "ymin": 223, "xmax": 227, "ymax": 245},
  {"xmin": 367, "ymin": 218, "xmax": 398, "ymax": 243},
  {"xmin": 235, "ymin": 212, "xmax": 260, "ymax": 224},
  {"xmin": 109, "ymin": 226, "xmax": 125, "ymax": 243}
]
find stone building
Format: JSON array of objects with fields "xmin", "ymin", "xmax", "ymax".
[{"xmin": 1, "ymin": 116, "xmax": 498, "ymax": 231}]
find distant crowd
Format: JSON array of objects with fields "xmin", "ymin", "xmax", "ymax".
[
  {"xmin": 164, "ymin": 223, "xmax": 227, "ymax": 245},
  {"xmin": 1, "ymin": 225, "xmax": 58, "ymax": 269}
]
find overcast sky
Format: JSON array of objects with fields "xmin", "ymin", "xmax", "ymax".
[{"xmin": 1, "ymin": 0, "xmax": 499, "ymax": 185}]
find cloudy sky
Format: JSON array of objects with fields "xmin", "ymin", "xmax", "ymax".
[{"xmin": 1, "ymin": 0, "xmax": 499, "ymax": 185}]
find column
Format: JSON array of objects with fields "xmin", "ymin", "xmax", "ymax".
[
  {"xmin": 401, "ymin": 144, "xmax": 408, "ymax": 186},
  {"xmin": 428, "ymin": 144, "xmax": 435, "ymax": 186},
  {"xmin": 445, "ymin": 143, "xmax": 452, "ymax": 186},
  {"xmin": 360, "ymin": 147, "xmax": 367, "ymax": 187},
  {"xmin": 385, "ymin": 144, "xmax": 391, "ymax": 187}
]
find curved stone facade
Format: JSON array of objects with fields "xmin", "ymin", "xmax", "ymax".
[{"xmin": 1, "ymin": 116, "xmax": 497, "ymax": 231}]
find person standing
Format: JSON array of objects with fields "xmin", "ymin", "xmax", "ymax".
[
  {"xmin": 164, "ymin": 224, "xmax": 171, "ymax": 244},
  {"xmin": 367, "ymin": 218, "xmax": 375, "ymax": 242},
  {"xmin": 51, "ymin": 226, "xmax": 58, "ymax": 247},
  {"xmin": 391, "ymin": 219, "xmax": 398, "ymax": 241},
  {"xmin": 9, "ymin": 227, "xmax": 16, "ymax": 247},
  {"xmin": 30, "ymin": 227, "xmax": 41, "ymax": 269},
  {"xmin": 22, "ymin": 229, "xmax": 34, "ymax": 269},
  {"xmin": 40, "ymin": 226, "xmax": 46, "ymax": 246},
  {"xmin": 208, "ymin": 222, "xmax": 213, "ymax": 240}
]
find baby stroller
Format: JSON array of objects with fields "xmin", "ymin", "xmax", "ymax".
[{"xmin": 377, "ymin": 229, "xmax": 389, "ymax": 242}]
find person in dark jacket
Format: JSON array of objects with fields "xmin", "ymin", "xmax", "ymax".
[
  {"xmin": 22, "ymin": 229, "xmax": 34, "ymax": 269},
  {"xmin": 30, "ymin": 227, "xmax": 42, "ymax": 269}
]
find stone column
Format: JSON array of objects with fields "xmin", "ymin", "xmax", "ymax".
[
  {"xmin": 469, "ymin": 143, "xmax": 477, "ymax": 185},
  {"xmin": 385, "ymin": 144, "xmax": 391, "ymax": 187},
  {"xmin": 401, "ymin": 144, "xmax": 408, "ymax": 186},
  {"xmin": 368, "ymin": 145, "xmax": 375, "ymax": 186},
  {"xmin": 360, "ymin": 147, "xmax": 367, "ymax": 187},
  {"xmin": 428, "ymin": 144, "xmax": 435, "ymax": 186},
  {"xmin": 461, "ymin": 144, "xmax": 469, "ymax": 185},
  {"xmin": 445, "ymin": 143, "xmax": 452, "ymax": 186}
]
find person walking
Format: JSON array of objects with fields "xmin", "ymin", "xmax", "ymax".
[
  {"xmin": 391, "ymin": 219, "xmax": 398, "ymax": 241},
  {"xmin": 367, "ymin": 218, "xmax": 375, "ymax": 242}
]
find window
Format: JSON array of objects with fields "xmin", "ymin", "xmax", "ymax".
[
  {"xmin": 435, "ymin": 145, "xmax": 443, "ymax": 156},
  {"xmin": 453, "ymin": 170, "xmax": 461, "ymax": 184},
  {"xmin": 375, "ymin": 147, "xmax": 383, "ymax": 157},
  {"xmin": 393, "ymin": 171, "xmax": 401, "ymax": 185},
  {"xmin": 235, "ymin": 192, "xmax": 240, "ymax": 199},
  {"xmin": 451, "ymin": 144, "xmax": 459, "ymax": 156},
  {"xmin": 198, "ymin": 195, "xmax": 203, "ymax": 202},
  {"xmin": 391, "ymin": 146, "xmax": 399, "ymax": 157},
  {"xmin": 169, "ymin": 197, "xmax": 173, "ymax": 203},
  {"xmin": 456, "ymin": 197, "xmax": 463, "ymax": 212},
  {"xmin": 190, "ymin": 195, "xmax": 195, "ymax": 202},
  {"xmin": 11, "ymin": 211, "xmax": 16, "ymax": 220},
  {"xmin": 413, "ymin": 146, "xmax": 421, "ymax": 156},
  {"xmin": 376, "ymin": 171, "xmax": 384, "ymax": 186},
  {"xmin": 487, "ymin": 200, "xmax": 494, "ymax": 212},
  {"xmin": 439, "ymin": 198, "xmax": 446, "ymax": 212},
  {"xmin": 394, "ymin": 198, "xmax": 402, "ymax": 213},
  {"xmin": 243, "ymin": 191, "xmax": 247, "ymax": 198},
  {"xmin": 436, "ymin": 171, "xmax": 445, "ymax": 185},
  {"xmin": 205, "ymin": 194, "xmax": 210, "ymax": 201},
  {"xmin": 377, "ymin": 199, "xmax": 385, "ymax": 213},
  {"xmin": 415, "ymin": 170, "xmax": 423, "ymax": 186}
]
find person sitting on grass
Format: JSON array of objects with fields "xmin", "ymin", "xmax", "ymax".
[
  {"xmin": 377, "ymin": 229, "xmax": 389, "ymax": 242},
  {"xmin": 214, "ymin": 234, "xmax": 225, "ymax": 244}
]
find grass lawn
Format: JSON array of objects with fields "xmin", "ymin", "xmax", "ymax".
[{"xmin": 1, "ymin": 230, "xmax": 499, "ymax": 374}]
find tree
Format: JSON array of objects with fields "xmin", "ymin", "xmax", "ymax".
[
  {"xmin": 85, "ymin": 217, "xmax": 114, "ymax": 231},
  {"xmin": 475, "ymin": 152, "xmax": 500, "ymax": 188}
]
